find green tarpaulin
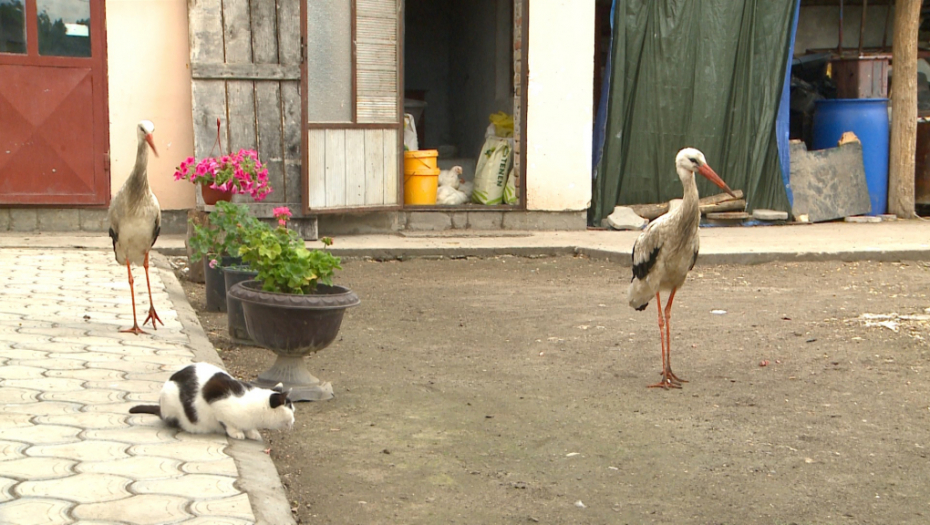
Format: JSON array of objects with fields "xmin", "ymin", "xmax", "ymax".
[{"xmin": 591, "ymin": 0, "xmax": 797, "ymax": 225}]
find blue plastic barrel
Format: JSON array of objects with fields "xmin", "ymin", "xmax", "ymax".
[{"xmin": 812, "ymin": 98, "xmax": 889, "ymax": 216}]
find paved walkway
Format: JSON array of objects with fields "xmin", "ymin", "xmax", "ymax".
[
  {"xmin": 0, "ymin": 220, "xmax": 928, "ymax": 523},
  {"xmin": 0, "ymin": 249, "xmax": 292, "ymax": 525}
]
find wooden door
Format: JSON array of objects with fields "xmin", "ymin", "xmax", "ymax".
[
  {"xmin": 0, "ymin": 0, "xmax": 109, "ymax": 205},
  {"xmin": 302, "ymin": 0, "xmax": 403, "ymax": 213}
]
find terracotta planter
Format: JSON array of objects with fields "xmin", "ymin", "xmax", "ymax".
[
  {"xmin": 201, "ymin": 183, "xmax": 235, "ymax": 205},
  {"xmin": 228, "ymin": 280, "xmax": 360, "ymax": 401}
]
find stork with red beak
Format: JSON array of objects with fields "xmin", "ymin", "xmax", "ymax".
[
  {"xmin": 628, "ymin": 148, "xmax": 737, "ymax": 389},
  {"xmin": 107, "ymin": 120, "xmax": 163, "ymax": 335}
]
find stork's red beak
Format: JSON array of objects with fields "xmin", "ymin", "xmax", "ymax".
[
  {"xmin": 145, "ymin": 134, "xmax": 159, "ymax": 157},
  {"xmin": 697, "ymin": 163, "xmax": 736, "ymax": 199}
]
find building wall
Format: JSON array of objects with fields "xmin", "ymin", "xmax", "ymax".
[
  {"xmin": 794, "ymin": 5, "xmax": 893, "ymax": 55},
  {"xmin": 106, "ymin": 0, "xmax": 194, "ymax": 210},
  {"xmin": 525, "ymin": 0, "xmax": 594, "ymax": 212}
]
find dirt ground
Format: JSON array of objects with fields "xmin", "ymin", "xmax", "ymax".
[{"xmin": 176, "ymin": 256, "xmax": 930, "ymax": 525}]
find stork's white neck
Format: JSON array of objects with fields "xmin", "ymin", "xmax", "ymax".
[
  {"xmin": 671, "ymin": 166, "xmax": 701, "ymax": 234},
  {"xmin": 125, "ymin": 137, "xmax": 151, "ymax": 199}
]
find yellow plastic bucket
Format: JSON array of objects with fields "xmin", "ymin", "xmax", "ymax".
[
  {"xmin": 404, "ymin": 149, "xmax": 439, "ymax": 174},
  {"xmin": 404, "ymin": 167, "xmax": 440, "ymax": 205},
  {"xmin": 403, "ymin": 150, "xmax": 439, "ymax": 205}
]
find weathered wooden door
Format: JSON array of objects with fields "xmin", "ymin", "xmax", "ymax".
[
  {"xmin": 302, "ymin": 0, "xmax": 403, "ymax": 213},
  {"xmin": 188, "ymin": 0, "xmax": 303, "ymax": 214},
  {"xmin": 0, "ymin": 0, "xmax": 109, "ymax": 205}
]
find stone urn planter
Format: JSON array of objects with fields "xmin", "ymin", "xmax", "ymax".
[{"xmin": 227, "ymin": 280, "xmax": 360, "ymax": 401}]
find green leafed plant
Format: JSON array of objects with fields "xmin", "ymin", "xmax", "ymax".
[
  {"xmin": 237, "ymin": 207, "xmax": 342, "ymax": 294},
  {"xmin": 188, "ymin": 201, "xmax": 263, "ymax": 264}
]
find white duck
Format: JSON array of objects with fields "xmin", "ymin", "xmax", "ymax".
[
  {"xmin": 628, "ymin": 148, "xmax": 737, "ymax": 389},
  {"xmin": 108, "ymin": 120, "xmax": 162, "ymax": 335}
]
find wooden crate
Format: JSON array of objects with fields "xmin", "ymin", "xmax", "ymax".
[{"xmin": 831, "ymin": 57, "xmax": 890, "ymax": 99}]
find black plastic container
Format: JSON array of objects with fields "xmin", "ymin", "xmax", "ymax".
[
  {"xmin": 203, "ymin": 255, "xmax": 241, "ymax": 312},
  {"xmin": 224, "ymin": 265, "xmax": 259, "ymax": 340}
]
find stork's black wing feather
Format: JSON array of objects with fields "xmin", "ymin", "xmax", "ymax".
[
  {"xmin": 108, "ymin": 227, "xmax": 118, "ymax": 252},
  {"xmin": 631, "ymin": 245, "xmax": 661, "ymax": 281},
  {"xmin": 151, "ymin": 221, "xmax": 160, "ymax": 248},
  {"xmin": 689, "ymin": 249, "xmax": 698, "ymax": 272}
]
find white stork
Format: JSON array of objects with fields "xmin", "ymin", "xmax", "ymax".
[
  {"xmin": 628, "ymin": 148, "xmax": 737, "ymax": 389},
  {"xmin": 107, "ymin": 120, "xmax": 163, "ymax": 335}
]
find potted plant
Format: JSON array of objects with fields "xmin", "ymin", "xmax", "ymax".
[
  {"xmin": 228, "ymin": 207, "xmax": 359, "ymax": 401},
  {"xmin": 188, "ymin": 201, "xmax": 263, "ymax": 312},
  {"xmin": 173, "ymin": 119, "xmax": 273, "ymax": 204}
]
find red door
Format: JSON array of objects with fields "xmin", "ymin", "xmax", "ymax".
[{"xmin": 0, "ymin": 0, "xmax": 108, "ymax": 205}]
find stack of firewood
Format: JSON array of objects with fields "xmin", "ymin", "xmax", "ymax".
[{"xmin": 629, "ymin": 190, "xmax": 747, "ymax": 221}]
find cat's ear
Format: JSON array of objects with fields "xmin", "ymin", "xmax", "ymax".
[
  {"xmin": 269, "ymin": 392, "xmax": 288, "ymax": 408},
  {"xmin": 272, "ymin": 383, "xmax": 285, "ymax": 393}
]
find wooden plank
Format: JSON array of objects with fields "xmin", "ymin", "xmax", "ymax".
[
  {"xmin": 281, "ymin": 82, "xmax": 302, "ymax": 205},
  {"xmin": 189, "ymin": 0, "xmax": 224, "ymax": 62},
  {"xmin": 628, "ymin": 190, "xmax": 745, "ymax": 220},
  {"xmin": 357, "ymin": 16, "xmax": 396, "ymax": 42},
  {"xmin": 356, "ymin": 0, "xmax": 397, "ymax": 19},
  {"xmin": 383, "ymin": 128, "xmax": 398, "ymax": 205},
  {"xmin": 324, "ymin": 129, "xmax": 347, "ymax": 207},
  {"xmin": 223, "ymin": 0, "xmax": 253, "ymax": 62},
  {"xmin": 226, "ymin": 81, "xmax": 257, "ymax": 152},
  {"xmin": 255, "ymin": 82, "xmax": 284, "ymax": 203},
  {"xmin": 190, "ymin": 63, "xmax": 300, "ymax": 80},
  {"xmin": 345, "ymin": 130, "xmax": 366, "ymax": 206},
  {"xmin": 364, "ymin": 129, "xmax": 385, "ymax": 204},
  {"xmin": 307, "ymin": 130, "xmax": 326, "ymax": 208},
  {"xmin": 277, "ymin": 0, "xmax": 301, "ymax": 65},
  {"xmin": 250, "ymin": 0, "xmax": 278, "ymax": 64},
  {"xmin": 190, "ymin": 81, "xmax": 227, "ymax": 159}
]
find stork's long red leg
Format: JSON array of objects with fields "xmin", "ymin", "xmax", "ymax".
[
  {"xmin": 141, "ymin": 252, "xmax": 163, "ymax": 329},
  {"xmin": 664, "ymin": 288, "xmax": 687, "ymax": 385},
  {"xmin": 120, "ymin": 259, "xmax": 147, "ymax": 335},
  {"xmin": 648, "ymin": 293, "xmax": 680, "ymax": 389}
]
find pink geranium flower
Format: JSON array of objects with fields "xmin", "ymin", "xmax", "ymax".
[
  {"xmin": 273, "ymin": 206, "xmax": 292, "ymax": 227},
  {"xmin": 173, "ymin": 148, "xmax": 273, "ymax": 201}
]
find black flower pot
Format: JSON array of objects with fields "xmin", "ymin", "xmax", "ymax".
[
  {"xmin": 223, "ymin": 265, "xmax": 259, "ymax": 341},
  {"xmin": 228, "ymin": 280, "xmax": 360, "ymax": 401},
  {"xmin": 203, "ymin": 255, "xmax": 241, "ymax": 312}
]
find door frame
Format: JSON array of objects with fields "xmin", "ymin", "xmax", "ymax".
[{"xmin": 0, "ymin": 0, "xmax": 110, "ymax": 206}]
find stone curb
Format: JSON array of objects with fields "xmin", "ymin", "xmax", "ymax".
[
  {"xmin": 153, "ymin": 253, "xmax": 296, "ymax": 525},
  {"xmin": 574, "ymin": 247, "xmax": 930, "ymax": 266}
]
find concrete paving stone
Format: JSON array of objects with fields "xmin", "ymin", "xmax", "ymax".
[
  {"xmin": 27, "ymin": 440, "xmax": 130, "ymax": 462},
  {"xmin": 14, "ymin": 358, "xmax": 87, "ymax": 370},
  {"xmin": 120, "ymin": 339, "xmax": 196, "ymax": 352},
  {"xmin": 0, "ymin": 441, "xmax": 28, "ymax": 460},
  {"xmin": 189, "ymin": 493, "xmax": 256, "ymax": 521},
  {"xmin": 125, "ymin": 414, "xmax": 166, "ymax": 429},
  {"xmin": 123, "ymin": 371, "xmax": 173, "ymax": 383},
  {"xmin": 0, "ymin": 348, "xmax": 49, "ymax": 360},
  {"xmin": 123, "ymin": 392, "xmax": 159, "ymax": 403},
  {"xmin": 52, "ymin": 335, "xmax": 141, "ymax": 347},
  {"xmin": 49, "ymin": 351, "xmax": 126, "ymax": 362},
  {"xmin": 45, "ymin": 369, "xmax": 124, "ymax": 382},
  {"xmin": 129, "ymin": 441, "xmax": 230, "ymax": 462},
  {"xmin": 81, "ymin": 427, "xmax": 177, "ymax": 445},
  {"xmin": 181, "ymin": 517, "xmax": 254, "ymax": 525},
  {"xmin": 77, "ymin": 456, "xmax": 182, "ymax": 479},
  {"xmin": 8, "ymin": 319, "xmax": 55, "ymax": 329},
  {"xmin": 0, "ymin": 497, "xmax": 74, "ymax": 525},
  {"xmin": 0, "ymin": 365, "xmax": 48, "ymax": 380},
  {"xmin": 0, "ymin": 311, "xmax": 25, "ymax": 320},
  {"xmin": 2, "ymin": 334, "xmax": 53, "ymax": 345},
  {"xmin": 17, "ymin": 326, "xmax": 90, "ymax": 337},
  {"xmin": 83, "ymin": 379, "xmax": 162, "ymax": 394},
  {"xmin": 40, "ymin": 389, "xmax": 126, "ymax": 404},
  {"xmin": 0, "ymin": 413, "xmax": 34, "ymax": 429},
  {"xmin": 181, "ymin": 458, "xmax": 239, "ymax": 477},
  {"xmin": 16, "ymin": 473, "xmax": 132, "ymax": 504},
  {"xmin": 72, "ymin": 494, "xmax": 192, "ymax": 524},
  {"xmin": 2, "ymin": 378, "xmax": 86, "ymax": 392},
  {"xmin": 0, "ymin": 387, "xmax": 40, "ymax": 404},
  {"xmin": 132, "ymin": 474, "xmax": 240, "ymax": 499},
  {"xmin": 0, "ymin": 477, "xmax": 16, "ymax": 502},
  {"xmin": 86, "ymin": 360, "xmax": 162, "ymax": 374},
  {"xmin": 83, "ymin": 345, "xmax": 157, "ymax": 357},
  {"xmin": 35, "ymin": 413, "xmax": 128, "ymax": 429},
  {"xmin": 4, "ymin": 401, "xmax": 82, "ymax": 416},
  {"xmin": 1, "ymin": 457, "xmax": 77, "ymax": 480},
  {"xmin": 81, "ymin": 401, "xmax": 144, "ymax": 415},
  {"xmin": 13, "ymin": 342, "xmax": 87, "ymax": 354},
  {"xmin": 0, "ymin": 424, "xmax": 81, "ymax": 445},
  {"xmin": 129, "ymin": 354, "xmax": 195, "ymax": 367},
  {"xmin": 173, "ymin": 432, "xmax": 229, "ymax": 445}
]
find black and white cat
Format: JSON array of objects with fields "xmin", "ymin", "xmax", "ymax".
[{"xmin": 129, "ymin": 362, "xmax": 295, "ymax": 440}]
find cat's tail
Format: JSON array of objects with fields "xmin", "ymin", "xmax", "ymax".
[{"xmin": 129, "ymin": 405, "xmax": 161, "ymax": 417}]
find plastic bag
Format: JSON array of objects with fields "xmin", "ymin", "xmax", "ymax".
[
  {"xmin": 472, "ymin": 136, "xmax": 513, "ymax": 205},
  {"xmin": 403, "ymin": 113, "xmax": 418, "ymax": 151},
  {"xmin": 489, "ymin": 111, "xmax": 514, "ymax": 138},
  {"xmin": 503, "ymin": 165, "xmax": 519, "ymax": 205}
]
